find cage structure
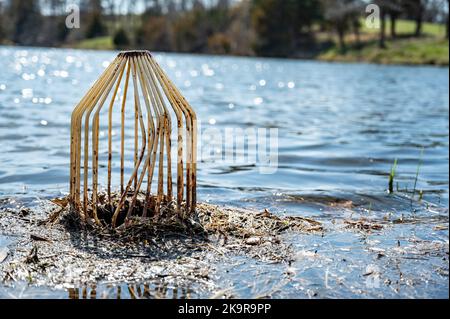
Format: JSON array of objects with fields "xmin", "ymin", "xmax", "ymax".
[{"xmin": 69, "ymin": 51, "xmax": 197, "ymax": 228}]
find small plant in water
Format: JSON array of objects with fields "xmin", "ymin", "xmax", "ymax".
[
  {"xmin": 411, "ymin": 148, "xmax": 424, "ymax": 201},
  {"xmin": 388, "ymin": 158, "xmax": 398, "ymax": 194},
  {"xmin": 69, "ymin": 51, "xmax": 197, "ymax": 228}
]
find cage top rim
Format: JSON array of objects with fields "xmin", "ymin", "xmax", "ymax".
[{"xmin": 118, "ymin": 50, "xmax": 152, "ymax": 57}]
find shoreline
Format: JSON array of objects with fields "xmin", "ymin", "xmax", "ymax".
[{"xmin": 1, "ymin": 41, "xmax": 448, "ymax": 68}]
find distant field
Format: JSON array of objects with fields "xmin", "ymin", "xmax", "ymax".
[
  {"xmin": 362, "ymin": 18, "xmax": 447, "ymax": 37},
  {"xmin": 319, "ymin": 37, "xmax": 449, "ymax": 66},
  {"xmin": 73, "ymin": 36, "xmax": 114, "ymax": 50},
  {"xmin": 320, "ymin": 19, "xmax": 449, "ymax": 66}
]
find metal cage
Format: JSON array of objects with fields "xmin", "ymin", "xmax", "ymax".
[{"xmin": 69, "ymin": 51, "xmax": 197, "ymax": 227}]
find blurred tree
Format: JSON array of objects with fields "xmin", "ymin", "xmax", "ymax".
[
  {"xmin": 173, "ymin": 2, "xmax": 208, "ymax": 52},
  {"xmin": 144, "ymin": 0, "xmax": 163, "ymax": 15},
  {"xmin": 352, "ymin": 17, "xmax": 362, "ymax": 47},
  {"xmin": 8, "ymin": 0, "xmax": 43, "ymax": 45},
  {"xmin": 0, "ymin": 2, "xmax": 4, "ymax": 43},
  {"xmin": 227, "ymin": 0, "xmax": 255, "ymax": 55},
  {"xmin": 375, "ymin": 1, "xmax": 389, "ymax": 48},
  {"xmin": 207, "ymin": 33, "xmax": 232, "ymax": 54},
  {"xmin": 403, "ymin": 0, "xmax": 429, "ymax": 36},
  {"xmin": 375, "ymin": 0, "xmax": 403, "ymax": 47},
  {"xmin": 171, "ymin": 0, "xmax": 232, "ymax": 53},
  {"xmin": 388, "ymin": 0, "xmax": 403, "ymax": 38},
  {"xmin": 136, "ymin": 16, "xmax": 173, "ymax": 51},
  {"xmin": 136, "ymin": 3, "xmax": 173, "ymax": 51},
  {"xmin": 251, "ymin": 0, "xmax": 322, "ymax": 57},
  {"xmin": 447, "ymin": 0, "xmax": 449, "ymax": 38},
  {"xmin": 413, "ymin": 0, "xmax": 425, "ymax": 36},
  {"xmin": 104, "ymin": 0, "xmax": 119, "ymax": 28},
  {"xmin": 39, "ymin": 0, "xmax": 65, "ymax": 15},
  {"xmin": 426, "ymin": 0, "xmax": 450, "ymax": 38},
  {"xmin": 85, "ymin": 0, "xmax": 107, "ymax": 39},
  {"xmin": 322, "ymin": 0, "xmax": 362, "ymax": 52},
  {"xmin": 88, "ymin": 0, "xmax": 103, "ymax": 13},
  {"xmin": 113, "ymin": 28, "xmax": 130, "ymax": 48},
  {"xmin": 86, "ymin": 12, "xmax": 107, "ymax": 38},
  {"xmin": 0, "ymin": 0, "xmax": 446, "ymax": 57},
  {"xmin": 0, "ymin": 22, "xmax": 4, "ymax": 44}
]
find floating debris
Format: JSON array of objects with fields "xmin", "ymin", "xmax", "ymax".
[
  {"xmin": 0, "ymin": 199, "xmax": 322, "ymax": 290},
  {"xmin": 344, "ymin": 219, "xmax": 384, "ymax": 231},
  {"xmin": 0, "ymin": 247, "xmax": 8, "ymax": 263}
]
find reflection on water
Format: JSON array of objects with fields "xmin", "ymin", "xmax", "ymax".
[
  {"xmin": 68, "ymin": 283, "xmax": 191, "ymax": 299},
  {"xmin": 0, "ymin": 46, "xmax": 448, "ymax": 298}
]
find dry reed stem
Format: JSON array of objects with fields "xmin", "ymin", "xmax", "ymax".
[{"xmin": 69, "ymin": 51, "xmax": 197, "ymax": 228}]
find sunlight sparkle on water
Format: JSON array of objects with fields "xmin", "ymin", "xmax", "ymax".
[
  {"xmin": 201, "ymin": 64, "xmax": 215, "ymax": 77},
  {"xmin": 22, "ymin": 73, "xmax": 35, "ymax": 81},
  {"xmin": 21, "ymin": 88, "xmax": 33, "ymax": 98},
  {"xmin": 254, "ymin": 97, "xmax": 264, "ymax": 106}
]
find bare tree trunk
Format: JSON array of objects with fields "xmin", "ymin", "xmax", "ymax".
[
  {"xmin": 446, "ymin": 0, "xmax": 449, "ymax": 39},
  {"xmin": 337, "ymin": 26, "xmax": 346, "ymax": 53},
  {"xmin": 447, "ymin": 14, "xmax": 449, "ymax": 39},
  {"xmin": 353, "ymin": 19, "xmax": 361, "ymax": 47},
  {"xmin": 414, "ymin": 1, "xmax": 423, "ymax": 37},
  {"xmin": 390, "ymin": 13, "xmax": 397, "ymax": 38},
  {"xmin": 379, "ymin": 11, "xmax": 386, "ymax": 48}
]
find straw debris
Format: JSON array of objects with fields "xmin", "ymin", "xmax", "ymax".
[
  {"xmin": 50, "ymin": 193, "xmax": 323, "ymax": 244},
  {"xmin": 0, "ymin": 199, "xmax": 323, "ymax": 290}
]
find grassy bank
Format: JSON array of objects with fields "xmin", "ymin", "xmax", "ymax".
[
  {"xmin": 319, "ymin": 37, "xmax": 449, "ymax": 66},
  {"xmin": 71, "ymin": 36, "xmax": 114, "ymax": 50},
  {"xmin": 318, "ymin": 20, "xmax": 449, "ymax": 65},
  {"xmin": 318, "ymin": 19, "xmax": 448, "ymax": 66},
  {"xmin": 362, "ymin": 19, "xmax": 446, "ymax": 37}
]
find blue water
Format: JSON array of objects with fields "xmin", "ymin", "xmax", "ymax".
[{"xmin": 0, "ymin": 46, "xmax": 448, "ymax": 298}]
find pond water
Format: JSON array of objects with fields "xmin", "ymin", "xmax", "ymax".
[{"xmin": 0, "ymin": 46, "xmax": 448, "ymax": 298}]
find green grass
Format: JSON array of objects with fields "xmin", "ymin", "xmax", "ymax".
[
  {"xmin": 73, "ymin": 36, "xmax": 114, "ymax": 50},
  {"xmin": 362, "ymin": 19, "xmax": 447, "ymax": 37},
  {"xmin": 319, "ymin": 37, "xmax": 449, "ymax": 66},
  {"xmin": 411, "ymin": 148, "xmax": 424, "ymax": 202},
  {"xmin": 319, "ymin": 19, "xmax": 448, "ymax": 66},
  {"xmin": 389, "ymin": 159, "xmax": 398, "ymax": 194}
]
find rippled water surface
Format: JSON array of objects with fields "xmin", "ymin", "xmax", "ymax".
[{"xmin": 0, "ymin": 46, "xmax": 448, "ymax": 298}]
